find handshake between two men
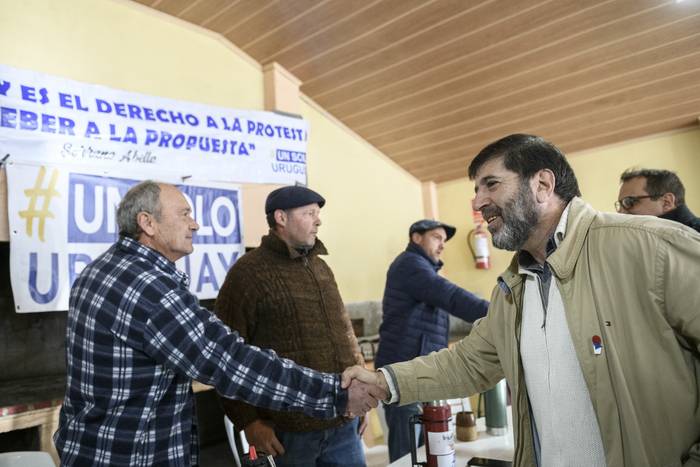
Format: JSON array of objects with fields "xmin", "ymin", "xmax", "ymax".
[{"xmin": 342, "ymin": 365, "xmax": 389, "ymax": 417}]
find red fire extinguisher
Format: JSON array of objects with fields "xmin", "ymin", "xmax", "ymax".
[
  {"xmin": 409, "ymin": 401, "xmax": 455, "ymax": 467},
  {"xmin": 467, "ymin": 209, "xmax": 491, "ymax": 270}
]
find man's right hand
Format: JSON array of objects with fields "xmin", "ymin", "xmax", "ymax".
[
  {"xmin": 243, "ymin": 419, "xmax": 285, "ymax": 457},
  {"xmin": 343, "ymin": 368, "xmax": 389, "ymax": 417},
  {"xmin": 342, "ymin": 365, "xmax": 389, "ymax": 396}
]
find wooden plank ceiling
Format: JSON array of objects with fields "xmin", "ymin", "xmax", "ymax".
[{"xmin": 134, "ymin": 0, "xmax": 700, "ymax": 182}]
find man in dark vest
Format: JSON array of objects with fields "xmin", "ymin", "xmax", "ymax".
[
  {"xmin": 216, "ymin": 185, "xmax": 368, "ymax": 466},
  {"xmin": 374, "ymin": 219, "xmax": 489, "ymax": 462}
]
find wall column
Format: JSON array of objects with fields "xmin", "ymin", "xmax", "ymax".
[
  {"xmin": 263, "ymin": 62, "xmax": 302, "ymax": 115},
  {"xmin": 422, "ymin": 181, "xmax": 439, "ymax": 219},
  {"xmin": 242, "ymin": 63, "xmax": 304, "ymax": 247}
]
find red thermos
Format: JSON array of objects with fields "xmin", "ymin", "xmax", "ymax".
[{"xmin": 409, "ymin": 401, "xmax": 455, "ymax": 467}]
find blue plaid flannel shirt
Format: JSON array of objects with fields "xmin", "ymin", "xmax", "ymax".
[{"xmin": 54, "ymin": 237, "xmax": 347, "ymax": 466}]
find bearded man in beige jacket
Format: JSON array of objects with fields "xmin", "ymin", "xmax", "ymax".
[{"xmin": 344, "ymin": 134, "xmax": 700, "ymax": 467}]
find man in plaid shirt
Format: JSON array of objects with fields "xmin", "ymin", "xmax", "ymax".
[{"xmin": 54, "ymin": 181, "xmax": 384, "ymax": 466}]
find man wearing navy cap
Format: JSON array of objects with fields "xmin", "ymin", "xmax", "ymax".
[
  {"xmin": 215, "ymin": 185, "xmax": 368, "ymax": 466},
  {"xmin": 374, "ymin": 218, "xmax": 489, "ymax": 462}
]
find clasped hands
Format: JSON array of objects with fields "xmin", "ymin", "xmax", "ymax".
[
  {"xmin": 341, "ymin": 365, "xmax": 390, "ymax": 418},
  {"xmin": 242, "ymin": 366, "xmax": 387, "ymax": 456}
]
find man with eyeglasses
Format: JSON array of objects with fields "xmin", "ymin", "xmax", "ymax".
[{"xmin": 617, "ymin": 168, "xmax": 700, "ymax": 232}]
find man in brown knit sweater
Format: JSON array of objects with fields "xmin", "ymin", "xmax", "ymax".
[{"xmin": 215, "ymin": 185, "xmax": 367, "ymax": 467}]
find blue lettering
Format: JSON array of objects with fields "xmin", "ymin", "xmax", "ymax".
[
  {"xmin": 41, "ymin": 114, "xmax": 56, "ymax": 133},
  {"xmin": 68, "ymin": 253, "xmax": 92, "ymax": 286},
  {"xmin": 271, "ymin": 162, "xmax": 306, "ymax": 175},
  {"xmin": 186, "ymin": 135, "xmax": 197, "ymax": 149},
  {"xmin": 123, "ymin": 126, "xmax": 137, "ymax": 144},
  {"xmin": 169, "ymin": 110, "xmax": 184, "ymax": 125},
  {"xmin": 95, "ymin": 98, "xmax": 111, "ymax": 113},
  {"xmin": 56, "ymin": 93, "xmax": 88, "ymax": 111},
  {"xmin": 68, "ymin": 174, "xmax": 129, "ymax": 242},
  {"xmin": 196, "ymin": 253, "xmax": 218, "ymax": 292},
  {"xmin": 20, "ymin": 85, "xmax": 37, "ymax": 103},
  {"xmin": 19, "ymin": 110, "xmax": 38, "ymax": 130},
  {"xmin": 74, "ymin": 95, "xmax": 89, "ymax": 111},
  {"xmin": 59, "ymin": 117, "xmax": 76, "ymax": 135},
  {"xmin": 145, "ymin": 129, "xmax": 158, "ymax": 145},
  {"xmin": 109, "ymin": 124, "xmax": 120, "ymax": 141},
  {"xmin": 0, "ymin": 107, "xmax": 73, "ymax": 135},
  {"xmin": 172, "ymin": 134, "xmax": 185, "ymax": 148},
  {"xmin": 276, "ymin": 150, "xmax": 306, "ymax": 164},
  {"xmin": 127, "ymin": 104, "xmax": 142, "ymax": 120},
  {"xmin": 59, "ymin": 93, "xmax": 74, "ymax": 109},
  {"xmin": 159, "ymin": 131, "xmax": 172, "ymax": 147},
  {"xmin": 156, "ymin": 109, "xmax": 169, "ymax": 123},
  {"xmin": 113, "ymin": 102, "xmax": 127, "ymax": 117},
  {"xmin": 183, "ymin": 255, "xmax": 191, "ymax": 278},
  {"xmin": 0, "ymin": 106, "xmax": 16, "ymax": 128},
  {"xmin": 28, "ymin": 252, "xmax": 58, "ymax": 304},
  {"xmin": 218, "ymin": 252, "xmax": 239, "ymax": 271},
  {"xmin": 231, "ymin": 118, "xmax": 241, "ymax": 132},
  {"xmin": 85, "ymin": 121, "xmax": 100, "ymax": 138}
]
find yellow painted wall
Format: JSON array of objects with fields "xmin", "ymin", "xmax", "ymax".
[
  {"xmin": 437, "ymin": 128, "xmax": 700, "ymax": 300},
  {"xmin": 0, "ymin": 0, "xmax": 424, "ymax": 301},
  {"xmin": 567, "ymin": 129, "xmax": 700, "ymax": 214},
  {"xmin": 0, "ymin": 0, "xmax": 264, "ymax": 109}
]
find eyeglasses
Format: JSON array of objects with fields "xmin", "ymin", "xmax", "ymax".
[{"xmin": 615, "ymin": 195, "xmax": 660, "ymax": 212}]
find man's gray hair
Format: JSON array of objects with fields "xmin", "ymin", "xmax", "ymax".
[{"xmin": 117, "ymin": 180, "xmax": 162, "ymax": 239}]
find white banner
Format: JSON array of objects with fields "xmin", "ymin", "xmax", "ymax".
[
  {"xmin": 7, "ymin": 163, "xmax": 244, "ymax": 313},
  {"xmin": 0, "ymin": 63, "xmax": 308, "ymax": 184}
]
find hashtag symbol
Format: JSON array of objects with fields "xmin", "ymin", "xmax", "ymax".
[{"xmin": 18, "ymin": 166, "xmax": 60, "ymax": 242}]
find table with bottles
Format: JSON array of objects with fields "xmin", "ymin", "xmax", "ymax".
[{"xmin": 389, "ymin": 411, "xmax": 513, "ymax": 467}]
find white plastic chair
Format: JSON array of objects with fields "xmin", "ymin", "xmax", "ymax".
[
  {"xmin": 224, "ymin": 416, "xmax": 250, "ymax": 467},
  {"xmin": 0, "ymin": 451, "xmax": 55, "ymax": 467}
]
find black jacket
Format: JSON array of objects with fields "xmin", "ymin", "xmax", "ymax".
[
  {"xmin": 660, "ymin": 204, "xmax": 700, "ymax": 233},
  {"xmin": 374, "ymin": 242, "xmax": 488, "ymax": 367}
]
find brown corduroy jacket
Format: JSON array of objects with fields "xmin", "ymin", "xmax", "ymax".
[{"xmin": 215, "ymin": 232, "xmax": 363, "ymax": 432}]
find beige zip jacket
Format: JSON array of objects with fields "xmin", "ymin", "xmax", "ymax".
[{"xmin": 387, "ymin": 197, "xmax": 700, "ymax": 467}]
